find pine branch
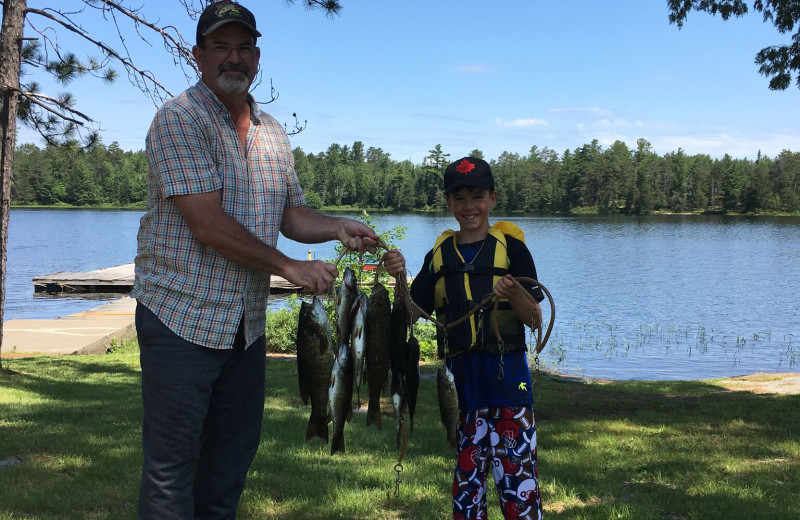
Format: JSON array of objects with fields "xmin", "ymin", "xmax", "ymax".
[
  {"xmin": 26, "ymin": 6, "xmax": 177, "ymax": 103},
  {"xmin": 89, "ymin": 0, "xmax": 197, "ymax": 76},
  {"xmin": 15, "ymin": 88, "xmax": 95, "ymax": 125},
  {"xmin": 290, "ymin": 0, "xmax": 343, "ymax": 17}
]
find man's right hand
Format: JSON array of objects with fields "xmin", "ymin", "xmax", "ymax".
[{"xmin": 282, "ymin": 259, "xmax": 339, "ymax": 295}]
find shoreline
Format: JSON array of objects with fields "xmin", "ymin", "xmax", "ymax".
[
  {"xmin": 11, "ymin": 205, "xmax": 800, "ymax": 218},
  {"xmin": 264, "ymin": 355, "xmax": 800, "ymax": 394},
  {"xmin": 4, "ymin": 298, "xmax": 798, "ymax": 394},
  {"xmin": 533, "ymin": 369, "xmax": 800, "ymax": 395}
]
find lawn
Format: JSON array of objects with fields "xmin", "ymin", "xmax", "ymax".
[{"xmin": 1, "ymin": 342, "xmax": 798, "ymax": 519}]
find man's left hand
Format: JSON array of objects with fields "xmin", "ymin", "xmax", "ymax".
[{"xmin": 336, "ymin": 220, "xmax": 379, "ymax": 255}]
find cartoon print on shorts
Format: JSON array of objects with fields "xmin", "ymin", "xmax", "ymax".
[{"xmin": 452, "ymin": 405, "xmax": 542, "ymax": 520}]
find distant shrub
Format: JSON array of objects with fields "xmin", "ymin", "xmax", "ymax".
[
  {"xmin": 414, "ymin": 320, "xmax": 438, "ymax": 361},
  {"xmin": 265, "ymin": 296, "xmax": 302, "ymax": 353}
]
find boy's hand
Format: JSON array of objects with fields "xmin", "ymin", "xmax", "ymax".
[
  {"xmin": 383, "ymin": 249, "xmax": 406, "ymax": 278},
  {"xmin": 495, "ymin": 274, "xmax": 543, "ymax": 328},
  {"xmin": 493, "ymin": 274, "xmax": 519, "ymax": 299}
]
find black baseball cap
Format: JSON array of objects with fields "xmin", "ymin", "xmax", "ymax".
[
  {"xmin": 443, "ymin": 157, "xmax": 495, "ymax": 194},
  {"xmin": 196, "ymin": 1, "xmax": 261, "ymax": 45}
]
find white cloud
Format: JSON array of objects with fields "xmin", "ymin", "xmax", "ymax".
[{"xmin": 495, "ymin": 117, "xmax": 548, "ymax": 128}]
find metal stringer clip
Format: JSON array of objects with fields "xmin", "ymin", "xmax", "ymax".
[
  {"xmin": 478, "ymin": 307, "xmax": 485, "ymax": 346},
  {"xmin": 393, "ymin": 417, "xmax": 408, "ymax": 498},
  {"xmin": 497, "ymin": 340, "xmax": 505, "ymax": 380},
  {"xmin": 393, "ymin": 461, "xmax": 404, "ymax": 498}
]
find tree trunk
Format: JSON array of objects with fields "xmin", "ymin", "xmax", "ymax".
[{"xmin": 0, "ymin": 0, "xmax": 26, "ymax": 374}]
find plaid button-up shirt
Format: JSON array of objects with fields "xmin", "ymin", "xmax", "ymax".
[{"xmin": 132, "ymin": 80, "xmax": 305, "ymax": 349}]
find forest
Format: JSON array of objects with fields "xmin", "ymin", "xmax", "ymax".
[{"xmin": 10, "ymin": 138, "xmax": 800, "ymax": 214}]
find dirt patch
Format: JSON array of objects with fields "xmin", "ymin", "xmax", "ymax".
[
  {"xmin": 714, "ymin": 372, "xmax": 800, "ymax": 395},
  {"xmin": 540, "ymin": 371, "xmax": 800, "ymax": 395},
  {"xmin": 266, "ymin": 353, "xmax": 297, "ymax": 360},
  {"xmin": 1, "ymin": 352, "xmax": 46, "ymax": 359}
]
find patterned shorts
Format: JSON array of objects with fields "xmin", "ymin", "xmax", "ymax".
[{"xmin": 452, "ymin": 405, "xmax": 542, "ymax": 520}]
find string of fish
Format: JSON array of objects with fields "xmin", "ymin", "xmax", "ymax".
[{"xmin": 332, "ymin": 244, "xmax": 417, "ymax": 496}]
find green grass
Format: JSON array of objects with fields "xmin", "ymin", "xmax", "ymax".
[{"xmin": 1, "ymin": 341, "xmax": 798, "ymax": 519}]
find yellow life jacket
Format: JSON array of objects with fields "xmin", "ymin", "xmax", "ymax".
[{"xmin": 430, "ymin": 221, "xmax": 527, "ymax": 358}]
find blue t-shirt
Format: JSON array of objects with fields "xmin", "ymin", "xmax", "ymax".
[
  {"xmin": 446, "ymin": 351, "xmax": 534, "ymax": 411},
  {"xmin": 410, "ymin": 232, "xmax": 543, "ymax": 411}
]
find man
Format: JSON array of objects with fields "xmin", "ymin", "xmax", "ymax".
[{"xmin": 131, "ymin": 2, "xmax": 379, "ymax": 518}]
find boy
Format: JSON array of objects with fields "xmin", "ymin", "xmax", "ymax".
[{"xmin": 384, "ymin": 156, "xmax": 544, "ymax": 519}]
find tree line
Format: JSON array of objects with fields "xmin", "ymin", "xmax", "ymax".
[
  {"xmin": 12, "ymin": 142, "xmax": 147, "ymax": 206},
  {"xmin": 11, "ymin": 138, "xmax": 800, "ymax": 214}
]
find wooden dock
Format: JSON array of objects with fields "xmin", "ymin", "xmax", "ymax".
[
  {"xmin": 33, "ymin": 264, "xmax": 136, "ymax": 294},
  {"xmin": 33, "ymin": 264, "xmax": 304, "ymax": 294}
]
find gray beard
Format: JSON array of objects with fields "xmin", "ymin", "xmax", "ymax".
[{"xmin": 218, "ymin": 72, "xmax": 250, "ymax": 95}]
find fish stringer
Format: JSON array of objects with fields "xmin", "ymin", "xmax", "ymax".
[
  {"xmin": 393, "ymin": 417, "xmax": 407, "ymax": 498},
  {"xmin": 391, "ymin": 301, "xmax": 413, "ymax": 500},
  {"xmin": 488, "ymin": 298, "xmax": 506, "ymax": 380}
]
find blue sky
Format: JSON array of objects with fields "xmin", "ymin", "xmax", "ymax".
[{"xmin": 15, "ymin": 1, "xmax": 800, "ymax": 164}]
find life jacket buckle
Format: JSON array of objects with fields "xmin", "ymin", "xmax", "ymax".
[{"xmin": 456, "ymin": 262, "xmax": 476, "ymax": 273}]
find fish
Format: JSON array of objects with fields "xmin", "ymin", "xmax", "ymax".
[
  {"xmin": 404, "ymin": 335, "xmax": 420, "ymax": 432},
  {"xmin": 335, "ymin": 267, "xmax": 358, "ymax": 345},
  {"xmin": 365, "ymin": 282, "xmax": 392, "ymax": 429},
  {"xmin": 296, "ymin": 296, "xmax": 335, "ymax": 443},
  {"xmin": 437, "ymin": 365, "xmax": 460, "ymax": 450},
  {"xmin": 329, "ymin": 342, "xmax": 354, "ymax": 455},
  {"xmin": 390, "ymin": 291, "xmax": 409, "ymax": 445},
  {"xmin": 349, "ymin": 292, "xmax": 369, "ymax": 403}
]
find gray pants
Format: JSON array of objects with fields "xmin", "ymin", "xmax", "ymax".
[{"xmin": 136, "ymin": 303, "xmax": 266, "ymax": 520}]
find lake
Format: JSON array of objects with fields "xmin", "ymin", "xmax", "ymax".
[{"xmin": 6, "ymin": 208, "xmax": 799, "ymax": 381}]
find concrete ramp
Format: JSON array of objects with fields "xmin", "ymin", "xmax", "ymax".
[{"xmin": 2, "ymin": 297, "xmax": 137, "ymax": 356}]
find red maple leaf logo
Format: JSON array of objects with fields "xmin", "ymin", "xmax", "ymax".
[{"xmin": 455, "ymin": 159, "xmax": 475, "ymax": 174}]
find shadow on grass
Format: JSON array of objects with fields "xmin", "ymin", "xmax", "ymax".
[
  {"xmin": 533, "ymin": 372, "xmax": 800, "ymax": 519},
  {"xmin": 0, "ymin": 355, "xmax": 142, "ymax": 520},
  {"xmin": 1, "ymin": 355, "xmax": 798, "ymax": 519}
]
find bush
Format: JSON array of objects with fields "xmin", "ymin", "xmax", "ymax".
[
  {"xmin": 265, "ymin": 212, "xmax": 410, "ymax": 354},
  {"xmin": 414, "ymin": 320, "xmax": 438, "ymax": 361},
  {"xmin": 265, "ymin": 295, "xmax": 302, "ymax": 353},
  {"xmin": 333, "ymin": 210, "xmax": 407, "ymax": 289}
]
